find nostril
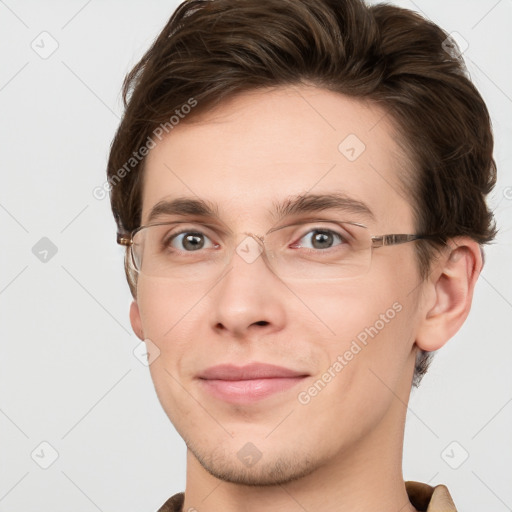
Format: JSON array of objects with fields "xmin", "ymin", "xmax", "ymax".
[{"xmin": 254, "ymin": 320, "xmax": 269, "ymax": 326}]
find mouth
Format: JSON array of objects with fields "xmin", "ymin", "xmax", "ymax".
[{"xmin": 197, "ymin": 362, "xmax": 309, "ymax": 404}]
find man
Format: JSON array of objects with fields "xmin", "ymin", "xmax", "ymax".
[{"xmin": 106, "ymin": 0, "xmax": 497, "ymax": 510}]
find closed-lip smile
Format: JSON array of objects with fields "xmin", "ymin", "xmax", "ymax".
[{"xmin": 197, "ymin": 362, "xmax": 310, "ymax": 403}]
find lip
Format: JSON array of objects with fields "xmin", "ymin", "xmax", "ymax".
[
  {"xmin": 198, "ymin": 362, "xmax": 308, "ymax": 380},
  {"xmin": 197, "ymin": 363, "xmax": 309, "ymax": 404}
]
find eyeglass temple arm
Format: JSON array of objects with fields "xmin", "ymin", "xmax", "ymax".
[{"xmin": 371, "ymin": 234, "xmax": 426, "ymax": 248}]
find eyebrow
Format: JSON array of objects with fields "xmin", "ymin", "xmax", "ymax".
[{"xmin": 146, "ymin": 192, "xmax": 375, "ymax": 226}]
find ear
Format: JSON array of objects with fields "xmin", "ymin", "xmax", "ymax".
[
  {"xmin": 129, "ymin": 300, "xmax": 145, "ymax": 341},
  {"xmin": 415, "ymin": 238, "xmax": 483, "ymax": 352}
]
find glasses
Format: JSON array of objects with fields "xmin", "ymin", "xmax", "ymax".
[{"xmin": 117, "ymin": 219, "xmax": 438, "ymax": 282}]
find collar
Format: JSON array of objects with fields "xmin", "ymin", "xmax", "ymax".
[
  {"xmin": 157, "ymin": 481, "xmax": 457, "ymax": 512},
  {"xmin": 405, "ymin": 481, "xmax": 457, "ymax": 511}
]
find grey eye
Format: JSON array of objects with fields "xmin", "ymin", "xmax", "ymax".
[
  {"xmin": 170, "ymin": 232, "xmax": 214, "ymax": 251},
  {"xmin": 297, "ymin": 229, "xmax": 345, "ymax": 250}
]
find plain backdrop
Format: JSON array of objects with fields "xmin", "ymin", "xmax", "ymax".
[{"xmin": 1, "ymin": 1, "xmax": 511, "ymax": 511}]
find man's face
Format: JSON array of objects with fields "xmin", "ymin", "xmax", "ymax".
[{"xmin": 132, "ymin": 86, "xmax": 426, "ymax": 485}]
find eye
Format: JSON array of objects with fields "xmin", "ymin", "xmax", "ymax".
[
  {"xmin": 167, "ymin": 230, "xmax": 216, "ymax": 252},
  {"xmin": 294, "ymin": 228, "xmax": 347, "ymax": 250}
]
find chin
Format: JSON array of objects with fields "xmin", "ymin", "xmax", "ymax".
[{"xmin": 187, "ymin": 438, "xmax": 319, "ymax": 486}]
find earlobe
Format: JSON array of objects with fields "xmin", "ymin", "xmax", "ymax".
[
  {"xmin": 415, "ymin": 239, "xmax": 482, "ymax": 352},
  {"xmin": 129, "ymin": 300, "xmax": 144, "ymax": 341}
]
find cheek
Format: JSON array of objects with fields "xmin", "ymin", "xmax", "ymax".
[
  {"xmin": 297, "ymin": 284, "xmax": 415, "ymax": 427},
  {"xmin": 136, "ymin": 278, "xmax": 207, "ymax": 428},
  {"xmin": 298, "ymin": 276, "xmax": 402, "ymax": 339},
  {"xmin": 300, "ymin": 269, "xmax": 416, "ymax": 383},
  {"xmin": 136, "ymin": 276, "xmax": 208, "ymax": 342},
  {"xmin": 290, "ymin": 290, "xmax": 415, "ymax": 455},
  {"xmin": 135, "ymin": 277, "xmax": 208, "ymax": 404}
]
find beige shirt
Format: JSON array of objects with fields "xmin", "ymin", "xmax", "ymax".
[{"xmin": 156, "ymin": 480, "xmax": 457, "ymax": 511}]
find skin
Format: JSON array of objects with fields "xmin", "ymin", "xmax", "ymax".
[{"xmin": 129, "ymin": 86, "xmax": 482, "ymax": 512}]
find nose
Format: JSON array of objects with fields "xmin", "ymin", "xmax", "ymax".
[{"xmin": 207, "ymin": 233, "xmax": 287, "ymax": 339}]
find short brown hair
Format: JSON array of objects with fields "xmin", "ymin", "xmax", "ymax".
[{"xmin": 106, "ymin": 0, "xmax": 497, "ymax": 387}]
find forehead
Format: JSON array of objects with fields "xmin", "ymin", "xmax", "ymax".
[{"xmin": 141, "ymin": 86, "xmax": 414, "ymax": 230}]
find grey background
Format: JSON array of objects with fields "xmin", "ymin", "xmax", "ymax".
[{"xmin": 1, "ymin": 1, "xmax": 511, "ymax": 510}]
